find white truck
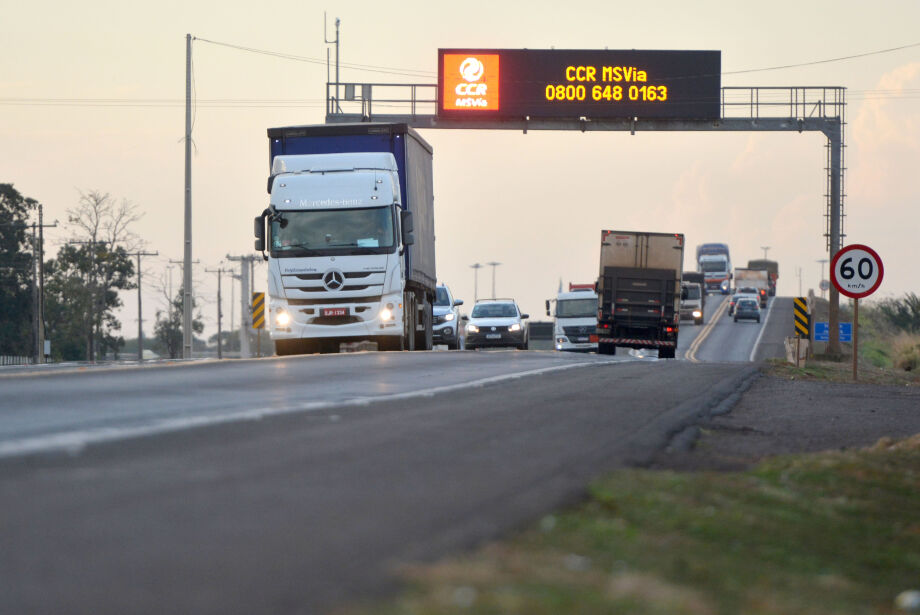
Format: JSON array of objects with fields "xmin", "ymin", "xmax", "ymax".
[
  {"xmin": 254, "ymin": 123, "xmax": 436, "ymax": 354},
  {"xmin": 698, "ymin": 253, "xmax": 732, "ymax": 294},
  {"xmin": 545, "ymin": 283, "xmax": 598, "ymax": 352}
]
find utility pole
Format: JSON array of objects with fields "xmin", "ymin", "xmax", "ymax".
[
  {"xmin": 205, "ymin": 266, "xmax": 227, "ymax": 359},
  {"xmin": 1, "ymin": 210, "xmax": 56, "ymax": 363},
  {"xmin": 760, "ymin": 246, "xmax": 770, "ymax": 259},
  {"xmin": 128, "ymin": 250, "xmax": 158, "ymax": 361},
  {"xmin": 486, "ymin": 261, "xmax": 502, "ymax": 299},
  {"xmin": 797, "ymin": 267, "xmax": 802, "ymax": 297},
  {"xmin": 183, "ymin": 33, "xmax": 194, "ymax": 360},
  {"xmin": 169, "ymin": 258, "xmax": 200, "ymax": 356},
  {"xmin": 227, "ymin": 254, "xmax": 259, "ymax": 358},
  {"xmin": 469, "ymin": 263, "xmax": 482, "ymax": 302}
]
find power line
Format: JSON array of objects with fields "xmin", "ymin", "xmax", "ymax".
[
  {"xmin": 193, "ymin": 36, "xmax": 437, "ymax": 78},
  {"xmin": 724, "ymin": 40, "xmax": 920, "ymax": 75}
]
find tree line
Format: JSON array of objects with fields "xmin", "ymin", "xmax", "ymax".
[{"xmin": 0, "ymin": 183, "xmax": 204, "ymax": 361}]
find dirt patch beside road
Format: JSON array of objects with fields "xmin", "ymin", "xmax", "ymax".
[{"xmin": 652, "ymin": 363, "xmax": 920, "ymax": 471}]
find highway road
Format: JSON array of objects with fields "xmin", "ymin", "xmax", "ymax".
[{"xmin": 0, "ymin": 298, "xmax": 792, "ymax": 614}]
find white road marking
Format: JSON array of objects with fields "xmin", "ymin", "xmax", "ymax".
[
  {"xmin": 686, "ymin": 296, "xmax": 729, "ymax": 362},
  {"xmin": 0, "ymin": 359, "xmax": 622, "ymax": 459},
  {"xmin": 749, "ymin": 296, "xmax": 776, "ymax": 362}
]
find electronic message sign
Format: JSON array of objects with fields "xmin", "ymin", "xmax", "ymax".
[{"xmin": 438, "ymin": 49, "xmax": 721, "ymax": 121}]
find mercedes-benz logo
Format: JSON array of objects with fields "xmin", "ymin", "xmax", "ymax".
[{"xmin": 323, "ymin": 269, "xmax": 345, "ymax": 291}]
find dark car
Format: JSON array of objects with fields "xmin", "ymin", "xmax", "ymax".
[
  {"xmin": 733, "ymin": 298, "xmax": 761, "ymax": 323},
  {"xmin": 465, "ymin": 299, "xmax": 529, "ymax": 350}
]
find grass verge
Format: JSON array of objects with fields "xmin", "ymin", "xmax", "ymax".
[
  {"xmin": 764, "ymin": 358, "xmax": 920, "ymax": 386},
  {"xmin": 338, "ymin": 435, "xmax": 920, "ymax": 615}
]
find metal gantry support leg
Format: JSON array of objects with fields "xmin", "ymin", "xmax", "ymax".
[{"xmin": 824, "ymin": 119, "xmax": 844, "ymax": 356}]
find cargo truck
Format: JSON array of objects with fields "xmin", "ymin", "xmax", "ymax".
[
  {"xmin": 545, "ymin": 283, "xmax": 598, "ymax": 352},
  {"xmin": 747, "ymin": 259, "xmax": 778, "ymax": 296},
  {"xmin": 592, "ymin": 230, "xmax": 684, "ymax": 358},
  {"xmin": 733, "ymin": 268, "xmax": 769, "ymax": 307},
  {"xmin": 254, "ymin": 123, "xmax": 436, "ymax": 354}
]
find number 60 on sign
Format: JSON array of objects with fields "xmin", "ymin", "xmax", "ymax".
[{"xmin": 830, "ymin": 244, "xmax": 884, "ymax": 299}]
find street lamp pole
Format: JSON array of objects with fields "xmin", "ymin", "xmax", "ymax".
[
  {"xmin": 760, "ymin": 246, "xmax": 770, "ymax": 259},
  {"xmin": 486, "ymin": 261, "xmax": 502, "ymax": 299},
  {"xmin": 469, "ymin": 263, "xmax": 482, "ymax": 302},
  {"xmin": 816, "ymin": 259, "xmax": 829, "ymax": 300}
]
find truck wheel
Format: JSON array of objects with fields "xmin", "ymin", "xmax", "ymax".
[
  {"xmin": 404, "ymin": 294, "xmax": 416, "ymax": 351},
  {"xmin": 695, "ymin": 317, "xmax": 703, "ymax": 326},
  {"xmin": 659, "ymin": 347, "xmax": 675, "ymax": 359},
  {"xmin": 598, "ymin": 344, "xmax": 615, "ymax": 355},
  {"xmin": 415, "ymin": 295, "xmax": 433, "ymax": 350}
]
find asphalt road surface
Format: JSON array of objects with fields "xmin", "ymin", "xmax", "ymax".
[{"xmin": 0, "ymin": 351, "xmax": 760, "ymax": 614}]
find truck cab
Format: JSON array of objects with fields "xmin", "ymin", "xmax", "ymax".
[
  {"xmin": 546, "ymin": 284, "xmax": 598, "ymax": 352},
  {"xmin": 679, "ymin": 282, "xmax": 704, "ymax": 325}
]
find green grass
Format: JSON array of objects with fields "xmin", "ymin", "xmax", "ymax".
[{"xmin": 338, "ymin": 436, "xmax": 920, "ymax": 615}]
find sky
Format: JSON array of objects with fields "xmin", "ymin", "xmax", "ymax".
[{"xmin": 2, "ymin": 0, "xmax": 919, "ymax": 346}]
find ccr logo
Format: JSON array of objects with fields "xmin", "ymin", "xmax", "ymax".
[
  {"xmin": 459, "ymin": 57, "xmax": 484, "ymax": 82},
  {"xmin": 441, "ymin": 52, "xmax": 500, "ymax": 112}
]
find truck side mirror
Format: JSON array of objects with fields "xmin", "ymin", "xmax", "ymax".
[
  {"xmin": 254, "ymin": 215, "xmax": 265, "ymax": 251},
  {"xmin": 521, "ymin": 313, "xmax": 530, "ymax": 320},
  {"xmin": 400, "ymin": 209, "xmax": 414, "ymax": 234},
  {"xmin": 545, "ymin": 299, "xmax": 551, "ymax": 316},
  {"xmin": 454, "ymin": 299, "xmax": 464, "ymax": 306}
]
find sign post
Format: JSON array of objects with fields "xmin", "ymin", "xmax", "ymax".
[{"xmin": 830, "ymin": 244, "xmax": 883, "ymax": 381}]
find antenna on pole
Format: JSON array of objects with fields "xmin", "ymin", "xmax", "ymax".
[{"xmin": 324, "ymin": 14, "xmax": 341, "ymax": 113}]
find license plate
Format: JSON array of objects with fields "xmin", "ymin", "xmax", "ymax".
[
  {"xmin": 573, "ymin": 336, "xmax": 589, "ymax": 342},
  {"xmin": 322, "ymin": 307, "xmax": 348, "ymax": 317},
  {"xmin": 486, "ymin": 333, "xmax": 501, "ymax": 339}
]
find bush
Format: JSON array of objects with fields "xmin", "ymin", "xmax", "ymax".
[{"xmin": 892, "ymin": 333, "xmax": 920, "ymax": 371}]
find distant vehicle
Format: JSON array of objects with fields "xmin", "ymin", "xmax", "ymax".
[
  {"xmin": 593, "ymin": 230, "xmax": 683, "ymax": 358},
  {"xmin": 465, "ymin": 299, "xmax": 529, "ymax": 350},
  {"xmin": 546, "ymin": 283, "xmax": 598, "ymax": 352},
  {"xmin": 681, "ymin": 271, "xmax": 707, "ymax": 312},
  {"xmin": 747, "ymin": 259, "xmax": 779, "ymax": 296},
  {"xmin": 679, "ymin": 282, "xmax": 704, "ymax": 325},
  {"xmin": 433, "ymin": 285, "xmax": 464, "ymax": 350},
  {"xmin": 733, "ymin": 297, "xmax": 762, "ymax": 323},
  {"xmin": 698, "ymin": 253, "xmax": 732, "ymax": 294},
  {"xmin": 734, "ymin": 268, "xmax": 769, "ymax": 307},
  {"xmin": 729, "ymin": 286, "xmax": 760, "ymax": 316},
  {"xmin": 696, "ymin": 243, "xmax": 730, "ymax": 262}
]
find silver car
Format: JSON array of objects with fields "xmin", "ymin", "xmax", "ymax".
[
  {"xmin": 465, "ymin": 299, "xmax": 529, "ymax": 350},
  {"xmin": 432, "ymin": 285, "xmax": 464, "ymax": 349}
]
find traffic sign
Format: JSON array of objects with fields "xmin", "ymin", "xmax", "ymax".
[
  {"xmin": 830, "ymin": 244, "xmax": 883, "ymax": 299},
  {"xmin": 814, "ymin": 322, "xmax": 852, "ymax": 342},
  {"xmin": 251, "ymin": 292, "xmax": 265, "ymax": 329}
]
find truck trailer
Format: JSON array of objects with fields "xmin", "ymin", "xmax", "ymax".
[
  {"xmin": 733, "ymin": 268, "xmax": 769, "ymax": 307},
  {"xmin": 747, "ymin": 259, "xmax": 778, "ymax": 296},
  {"xmin": 593, "ymin": 230, "xmax": 684, "ymax": 358},
  {"xmin": 254, "ymin": 123, "xmax": 436, "ymax": 354}
]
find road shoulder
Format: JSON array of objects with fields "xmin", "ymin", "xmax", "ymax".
[{"xmin": 650, "ymin": 368, "xmax": 920, "ymax": 471}]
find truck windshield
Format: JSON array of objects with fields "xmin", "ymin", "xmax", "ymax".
[
  {"xmin": 683, "ymin": 285, "xmax": 701, "ymax": 300},
  {"xmin": 556, "ymin": 298, "xmax": 597, "ymax": 318},
  {"xmin": 270, "ymin": 206, "xmax": 395, "ymax": 256},
  {"xmin": 700, "ymin": 260, "xmax": 727, "ymax": 273}
]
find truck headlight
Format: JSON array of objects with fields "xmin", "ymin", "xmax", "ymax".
[
  {"xmin": 509, "ymin": 323, "xmax": 521, "ymax": 332},
  {"xmin": 275, "ymin": 309, "xmax": 291, "ymax": 327},
  {"xmin": 467, "ymin": 324, "xmax": 480, "ymax": 333},
  {"xmin": 443, "ymin": 312, "xmax": 455, "ymax": 322},
  {"xmin": 380, "ymin": 303, "xmax": 395, "ymax": 321},
  {"xmin": 692, "ymin": 310, "xmax": 702, "ymax": 318}
]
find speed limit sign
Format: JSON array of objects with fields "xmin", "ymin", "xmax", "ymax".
[{"xmin": 830, "ymin": 244, "xmax": 883, "ymax": 299}]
